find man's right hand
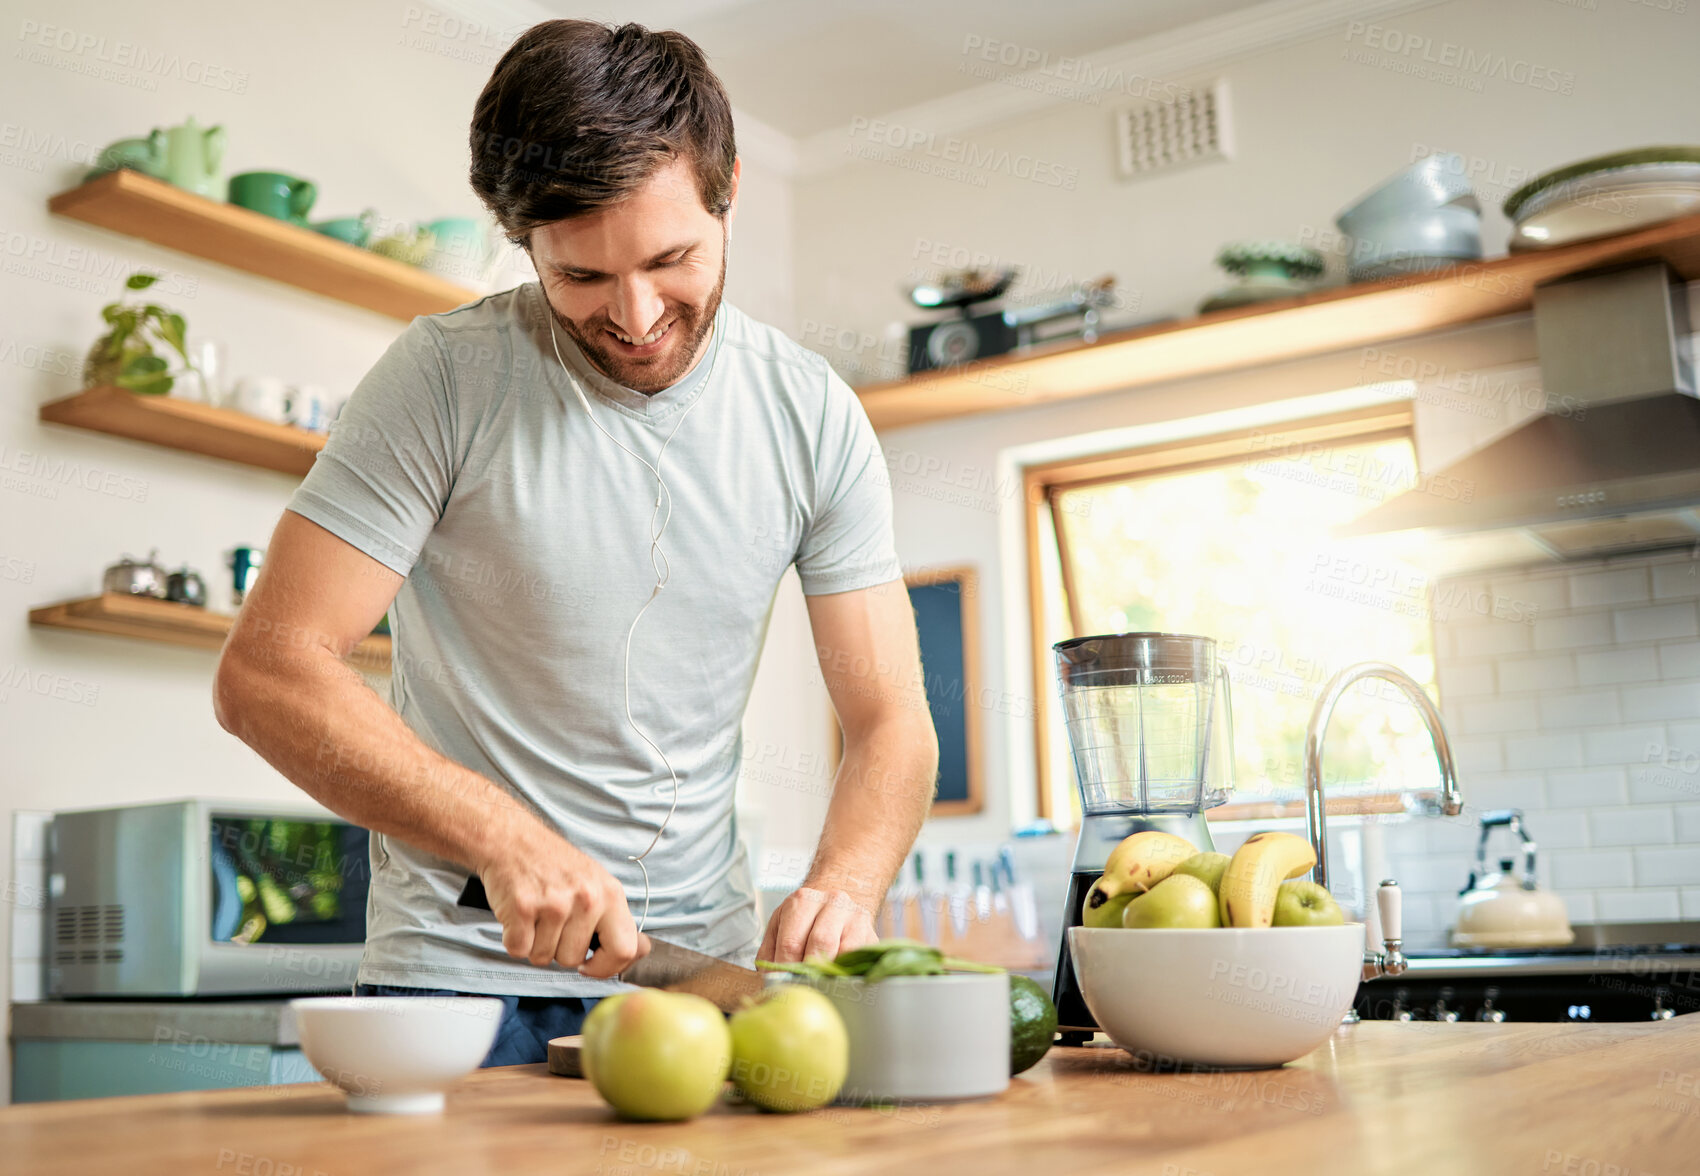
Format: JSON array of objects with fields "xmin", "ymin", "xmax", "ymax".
[{"xmin": 477, "ymin": 822, "xmax": 651, "ymax": 980}]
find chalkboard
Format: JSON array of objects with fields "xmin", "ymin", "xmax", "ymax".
[{"xmin": 827, "ymin": 566, "xmax": 984, "ymax": 816}]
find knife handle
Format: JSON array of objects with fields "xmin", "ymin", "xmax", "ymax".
[{"xmin": 457, "ymin": 875, "xmax": 602, "ymax": 952}]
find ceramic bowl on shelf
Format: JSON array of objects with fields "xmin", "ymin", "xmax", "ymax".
[
  {"xmin": 1336, "ymin": 152, "xmax": 1479, "ymax": 235},
  {"xmin": 1342, "ymin": 202, "xmax": 1483, "ymax": 282},
  {"xmin": 1069, "ymin": 923, "xmax": 1364, "ymax": 1069},
  {"xmin": 291, "ymin": 995, "xmax": 501, "ymax": 1114}
]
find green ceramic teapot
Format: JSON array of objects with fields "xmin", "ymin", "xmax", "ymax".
[{"xmin": 156, "ymin": 117, "xmax": 226, "ymax": 199}]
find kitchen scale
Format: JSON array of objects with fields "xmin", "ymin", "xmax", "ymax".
[{"xmin": 1050, "ymin": 632, "xmax": 1235, "ymax": 1042}]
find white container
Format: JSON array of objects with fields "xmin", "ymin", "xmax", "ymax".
[
  {"xmin": 807, "ymin": 973, "xmax": 1010, "ymax": 1103},
  {"xmin": 292, "ymin": 995, "xmax": 502, "ymax": 1114},
  {"xmin": 1069, "ymin": 924, "xmax": 1364, "ymax": 1069}
]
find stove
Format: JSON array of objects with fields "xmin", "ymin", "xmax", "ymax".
[{"xmin": 1358, "ymin": 921, "xmax": 1700, "ymax": 1022}]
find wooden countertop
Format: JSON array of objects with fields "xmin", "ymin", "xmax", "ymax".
[{"xmin": 6, "ymin": 1020, "xmax": 1700, "ymax": 1175}]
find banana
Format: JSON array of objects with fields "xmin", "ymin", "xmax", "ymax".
[
  {"xmin": 1081, "ymin": 830, "xmax": 1196, "ymax": 926},
  {"xmin": 1218, "ymin": 832, "xmax": 1318, "ymax": 928}
]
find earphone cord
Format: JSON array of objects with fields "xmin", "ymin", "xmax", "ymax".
[{"xmin": 547, "ymin": 313, "xmax": 716, "ymax": 934}]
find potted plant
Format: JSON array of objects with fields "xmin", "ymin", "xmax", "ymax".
[{"xmin": 83, "ymin": 272, "xmax": 194, "ymax": 395}]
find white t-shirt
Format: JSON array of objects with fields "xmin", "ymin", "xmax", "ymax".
[{"xmin": 288, "ymin": 283, "xmax": 901, "ymax": 995}]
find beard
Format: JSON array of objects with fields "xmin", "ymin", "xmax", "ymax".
[{"xmin": 546, "ymin": 232, "xmax": 727, "ymax": 396}]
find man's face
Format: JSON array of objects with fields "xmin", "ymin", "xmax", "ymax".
[{"xmin": 529, "ymin": 155, "xmax": 738, "ymax": 394}]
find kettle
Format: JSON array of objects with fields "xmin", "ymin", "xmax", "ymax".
[{"xmin": 1451, "ymin": 810, "xmax": 1574, "ymax": 949}]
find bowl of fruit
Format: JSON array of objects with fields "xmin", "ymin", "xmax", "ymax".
[{"xmin": 1068, "ymin": 830, "xmax": 1364, "ymax": 1070}]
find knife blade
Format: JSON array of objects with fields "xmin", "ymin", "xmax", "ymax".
[{"xmin": 455, "ymin": 874, "xmax": 765, "ymax": 1012}]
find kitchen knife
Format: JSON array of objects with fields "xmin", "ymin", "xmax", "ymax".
[{"xmin": 455, "ymin": 874, "xmax": 764, "ymax": 1012}]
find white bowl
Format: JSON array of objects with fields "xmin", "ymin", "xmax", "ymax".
[
  {"xmin": 291, "ymin": 996, "xmax": 503, "ymax": 1114},
  {"xmin": 1069, "ymin": 924, "xmax": 1364, "ymax": 1069},
  {"xmin": 805, "ymin": 973, "xmax": 1010, "ymax": 1102}
]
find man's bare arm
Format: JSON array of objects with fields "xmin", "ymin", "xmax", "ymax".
[
  {"xmin": 212, "ymin": 510, "xmax": 647, "ymax": 977},
  {"xmin": 759, "ymin": 578, "xmax": 939, "ymax": 963}
]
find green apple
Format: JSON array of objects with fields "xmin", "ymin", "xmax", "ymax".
[
  {"xmin": 1172, "ymin": 852, "xmax": 1231, "ymax": 896},
  {"xmin": 729, "ymin": 984, "xmax": 848, "ymax": 1112},
  {"xmin": 1121, "ymin": 874, "xmax": 1221, "ymax": 929},
  {"xmin": 1271, "ymin": 880, "xmax": 1344, "ymax": 927},
  {"xmin": 581, "ymin": 990, "xmax": 732, "ymax": 1121},
  {"xmin": 1082, "ymin": 875, "xmax": 1135, "ymax": 929}
]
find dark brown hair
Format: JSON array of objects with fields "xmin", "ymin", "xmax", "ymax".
[{"xmin": 469, "ymin": 20, "xmax": 736, "ymax": 243}]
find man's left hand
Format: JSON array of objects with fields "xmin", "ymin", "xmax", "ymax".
[{"xmin": 759, "ymin": 886, "xmax": 878, "ymax": 964}]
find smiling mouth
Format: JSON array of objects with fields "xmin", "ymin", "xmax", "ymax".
[{"xmin": 608, "ymin": 321, "xmax": 673, "ymax": 348}]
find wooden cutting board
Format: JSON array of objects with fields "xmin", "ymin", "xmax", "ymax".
[{"xmin": 547, "ymin": 1035, "xmax": 585, "ymax": 1078}]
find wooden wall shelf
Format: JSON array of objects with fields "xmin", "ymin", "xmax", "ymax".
[
  {"xmin": 39, "ymin": 386, "xmax": 324, "ymax": 476},
  {"xmin": 48, "ymin": 170, "xmax": 477, "ymax": 321},
  {"xmin": 858, "ymin": 211, "xmax": 1700, "ymax": 431},
  {"xmin": 29, "ymin": 594, "xmax": 390, "ymax": 673}
]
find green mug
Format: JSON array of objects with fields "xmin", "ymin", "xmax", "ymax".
[{"xmin": 228, "ymin": 171, "xmax": 318, "ymax": 224}]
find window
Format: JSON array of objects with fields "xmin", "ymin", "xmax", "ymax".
[{"xmin": 1027, "ymin": 405, "xmax": 1445, "ymax": 826}]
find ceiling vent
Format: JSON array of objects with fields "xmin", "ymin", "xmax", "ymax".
[{"xmin": 1116, "ymin": 79, "xmax": 1232, "ymax": 180}]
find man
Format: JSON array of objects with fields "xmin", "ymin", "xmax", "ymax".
[{"xmin": 213, "ymin": 19, "xmax": 937, "ymax": 1066}]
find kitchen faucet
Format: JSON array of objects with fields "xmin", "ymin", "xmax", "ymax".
[{"xmin": 1304, "ymin": 661, "xmax": 1464, "ymax": 984}]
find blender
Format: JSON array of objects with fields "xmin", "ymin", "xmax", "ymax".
[{"xmin": 1050, "ymin": 632, "xmax": 1235, "ymax": 1041}]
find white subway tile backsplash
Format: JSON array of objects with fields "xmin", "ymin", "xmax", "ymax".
[
  {"xmin": 1550, "ymin": 850, "xmax": 1634, "ymax": 890},
  {"xmin": 1495, "ymin": 655, "xmax": 1577, "ymax": 694},
  {"xmin": 1452, "ymin": 696, "xmax": 1542, "ymax": 735},
  {"xmin": 1537, "ymin": 690, "xmax": 1622, "ymax": 729},
  {"xmin": 1583, "ymin": 725, "xmax": 1667, "ymax": 767},
  {"xmin": 1588, "ymin": 806, "xmax": 1674, "ymax": 847},
  {"xmin": 1493, "ymin": 574, "xmax": 1569, "ymax": 615},
  {"xmin": 1659, "ymin": 642, "xmax": 1700, "ymax": 680},
  {"xmin": 1545, "ymin": 769, "xmax": 1629, "ymax": 809},
  {"xmin": 1450, "ymin": 620, "xmax": 1533, "ymax": 658},
  {"xmin": 1450, "ymin": 736, "xmax": 1504, "ymax": 774},
  {"xmin": 1596, "ymin": 888, "xmax": 1681, "ymax": 921},
  {"xmin": 1556, "ymin": 891, "xmax": 1597, "ymax": 924},
  {"xmin": 1569, "ymin": 568, "xmax": 1650, "ymax": 608},
  {"xmin": 1437, "ymin": 661, "xmax": 1495, "ymax": 698},
  {"xmin": 1634, "ymin": 846, "xmax": 1700, "ymax": 887},
  {"xmin": 1431, "ymin": 553, "xmax": 1700, "ymax": 928},
  {"xmin": 1628, "ymin": 764, "xmax": 1700, "ymax": 805},
  {"xmin": 1622, "ymin": 682, "xmax": 1700, "ymax": 722},
  {"xmin": 1391, "ymin": 853, "xmax": 1473, "ymax": 895},
  {"xmin": 1614, "ymin": 602, "xmax": 1700, "ymax": 644},
  {"xmin": 1534, "ymin": 612, "xmax": 1617, "ymax": 652},
  {"xmin": 1457, "ymin": 773, "xmax": 1545, "ymax": 812},
  {"xmin": 1651, "ymin": 562, "xmax": 1700, "ymax": 600},
  {"xmin": 1576, "ymin": 647, "xmax": 1661, "ymax": 685},
  {"xmin": 1517, "ymin": 809, "xmax": 1589, "ymax": 849},
  {"xmin": 1503, "ymin": 732, "xmax": 1582, "ymax": 771}
]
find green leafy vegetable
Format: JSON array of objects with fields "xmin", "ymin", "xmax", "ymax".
[{"xmin": 755, "ymin": 939, "xmax": 1005, "ymax": 983}]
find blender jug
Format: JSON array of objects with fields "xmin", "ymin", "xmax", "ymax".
[{"xmin": 1055, "ymin": 632, "xmax": 1234, "ymax": 814}]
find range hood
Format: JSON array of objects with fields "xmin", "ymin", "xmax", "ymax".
[{"xmin": 1341, "ymin": 261, "xmax": 1700, "ymax": 570}]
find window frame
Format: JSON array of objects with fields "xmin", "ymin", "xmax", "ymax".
[{"xmin": 1022, "ymin": 401, "xmax": 1417, "ymax": 825}]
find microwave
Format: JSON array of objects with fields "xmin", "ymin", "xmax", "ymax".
[{"xmin": 47, "ymin": 799, "xmax": 369, "ymax": 998}]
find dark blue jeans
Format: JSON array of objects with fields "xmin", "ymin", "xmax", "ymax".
[{"xmin": 355, "ymin": 983, "xmax": 600, "ymax": 1067}]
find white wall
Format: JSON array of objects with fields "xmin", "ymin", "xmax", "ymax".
[
  {"xmin": 0, "ymin": 0, "xmax": 806, "ymax": 1103},
  {"xmin": 787, "ymin": 0, "xmax": 1700, "ymax": 850}
]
